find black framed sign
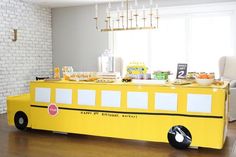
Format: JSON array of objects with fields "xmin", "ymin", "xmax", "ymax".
[{"xmin": 176, "ymin": 63, "xmax": 188, "ymax": 79}]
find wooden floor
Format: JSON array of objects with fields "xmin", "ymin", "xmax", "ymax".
[{"xmin": 1, "ymin": 114, "xmax": 236, "ymax": 157}]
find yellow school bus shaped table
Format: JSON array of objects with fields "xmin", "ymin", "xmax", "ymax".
[{"xmin": 7, "ymin": 80, "xmax": 229, "ymax": 149}]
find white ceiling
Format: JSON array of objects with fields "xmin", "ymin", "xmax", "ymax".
[
  {"xmin": 24, "ymin": 0, "xmax": 235, "ymax": 8},
  {"xmin": 25, "ymin": 0, "xmax": 123, "ymax": 8}
]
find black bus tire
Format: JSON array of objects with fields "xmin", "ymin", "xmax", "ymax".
[
  {"xmin": 14, "ymin": 111, "xmax": 28, "ymax": 131},
  {"xmin": 167, "ymin": 125, "xmax": 192, "ymax": 149}
]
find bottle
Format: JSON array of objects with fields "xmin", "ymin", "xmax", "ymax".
[
  {"xmin": 54, "ymin": 66, "xmax": 60, "ymax": 79},
  {"xmin": 106, "ymin": 49, "xmax": 115, "ymax": 72}
]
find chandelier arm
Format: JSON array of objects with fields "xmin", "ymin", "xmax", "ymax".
[
  {"xmin": 96, "ymin": 0, "xmax": 159, "ymax": 32},
  {"xmin": 126, "ymin": 0, "xmax": 129, "ymax": 29}
]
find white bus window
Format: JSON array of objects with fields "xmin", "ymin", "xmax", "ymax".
[
  {"xmin": 56, "ymin": 89, "xmax": 72, "ymax": 104},
  {"xmin": 101, "ymin": 91, "xmax": 121, "ymax": 108},
  {"xmin": 35, "ymin": 88, "xmax": 51, "ymax": 103},
  {"xmin": 187, "ymin": 94, "xmax": 212, "ymax": 113},
  {"xmin": 155, "ymin": 93, "xmax": 178, "ymax": 111},
  {"xmin": 127, "ymin": 92, "xmax": 148, "ymax": 109},
  {"xmin": 78, "ymin": 90, "xmax": 96, "ymax": 106}
]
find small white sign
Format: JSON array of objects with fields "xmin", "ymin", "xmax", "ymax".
[
  {"xmin": 78, "ymin": 90, "xmax": 96, "ymax": 106},
  {"xmin": 102, "ymin": 90, "xmax": 121, "ymax": 108},
  {"xmin": 56, "ymin": 89, "xmax": 72, "ymax": 104},
  {"xmin": 127, "ymin": 92, "xmax": 148, "ymax": 109},
  {"xmin": 35, "ymin": 88, "xmax": 51, "ymax": 103},
  {"xmin": 155, "ymin": 93, "xmax": 178, "ymax": 111},
  {"xmin": 187, "ymin": 94, "xmax": 212, "ymax": 113}
]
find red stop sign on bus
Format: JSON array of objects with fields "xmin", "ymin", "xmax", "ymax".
[{"xmin": 48, "ymin": 103, "xmax": 58, "ymax": 116}]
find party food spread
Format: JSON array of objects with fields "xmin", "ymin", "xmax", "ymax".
[{"xmin": 51, "ymin": 66, "xmax": 225, "ymax": 87}]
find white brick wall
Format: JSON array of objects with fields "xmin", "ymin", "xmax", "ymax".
[{"xmin": 0, "ymin": 0, "xmax": 52, "ymax": 113}]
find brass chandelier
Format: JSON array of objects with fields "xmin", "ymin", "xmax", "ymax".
[{"xmin": 94, "ymin": 0, "xmax": 159, "ymax": 32}]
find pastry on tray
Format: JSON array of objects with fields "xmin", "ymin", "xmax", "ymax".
[{"xmin": 172, "ymin": 79, "xmax": 191, "ymax": 85}]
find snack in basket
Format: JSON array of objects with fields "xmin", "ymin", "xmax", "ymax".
[
  {"xmin": 172, "ymin": 79, "xmax": 191, "ymax": 85},
  {"xmin": 213, "ymin": 80, "xmax": 224, "ymax": 86},
  {"xmin": 197, "ymin": 73, "xmax": 215, "ymax": 79},
  {"xmin": 195, "ymin": 73, "xmax": 215, "ymax": 86},
  {"xmin": 122, "ymin": 76, "xmax": 132, "ymax": 83},
  {"xmin": 69, "ymin": 72, "xmax": 98, "ymax": 81},
  {"xmin": 96, "ymin": 79, "xmax": 115, "ymax": 83}
]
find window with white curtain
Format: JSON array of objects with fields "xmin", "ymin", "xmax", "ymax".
[{"xmin": 111, "ymin": 3, "xmax": 236, "ymax": 77}]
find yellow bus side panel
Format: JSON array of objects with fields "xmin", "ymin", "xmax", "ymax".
[
  {"xmin": 27, "ymin": 81, "xmax": 228, "ymax": 149},
  {"xmin": 31, "ymin": 107, "xmax": 224, "ymax": 149}
]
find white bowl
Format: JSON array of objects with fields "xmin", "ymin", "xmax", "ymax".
[{"xmin": 196, "ymin": 78, "xmax": 214, "ymax": 86}]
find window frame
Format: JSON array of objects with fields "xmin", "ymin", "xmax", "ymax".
[{"xmin": 109, "ymin": 2, "xmax": 236, "ymax": 76}]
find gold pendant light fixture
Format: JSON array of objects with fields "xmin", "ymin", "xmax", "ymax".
[{"xmin": 94, "ymin": 0, "xmax": 159, "ymax": 32}]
